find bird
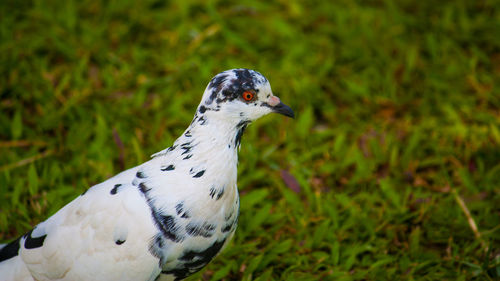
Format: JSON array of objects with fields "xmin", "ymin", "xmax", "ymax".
[{"xmin": 0, "ymin": 68, "xmax": 294, "ymax": 281}]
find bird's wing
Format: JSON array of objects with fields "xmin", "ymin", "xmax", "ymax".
[{"xmin": 18, "ymin": 169, "xmax": 162, "ymax": 281}]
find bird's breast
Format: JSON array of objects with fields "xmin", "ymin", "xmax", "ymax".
[{"xmin": 134, "ymin": 152, "xmax": 240, "ymax": 279}]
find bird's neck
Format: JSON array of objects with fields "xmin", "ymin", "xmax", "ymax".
[
  {"xmin": 160, "ymin": 113, "xmax": 246, "ymax": 202},
  {"xmin": 149, "ymin": 110, "xmax": 250, "ymax": 178},
  {"xmin": 173, "ymin": 112, "xmax": 249, "ymax": 161}
]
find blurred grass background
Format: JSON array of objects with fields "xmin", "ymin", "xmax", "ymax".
[{"xmin": 1, "ymin": 0, "xmax": 499, "ymax": 280}]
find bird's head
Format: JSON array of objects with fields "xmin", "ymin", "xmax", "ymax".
[{"xmin": 197, "ymin": 69, "xmax": 294, "ymax": 123}]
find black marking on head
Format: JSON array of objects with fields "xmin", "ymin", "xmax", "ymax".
[
  {"xmin": 206, "ymin": 69, "xmax": 268, "ymax": 106},
  {"xmin": 162, "ymin": 238, "xmax": 227, "ymax": 280},
  {"xmin": 193, "ymin": 170, "xmax": 205, "ymax": 178},
  {"xmin": 183, "ymin": 154, "xmax": 193, "ymax": 160},
  {"xmin": 23, "ymin": 229, "xmax": 47, "ymax": 249},
  {"xmin": 185, "ymin": 222, "xmax": 216, "ymax": 238},
  {"xmin": 115, "ymin": 239, "xmax": 125, "ymax": 245},
  {"xmin": 161, "ymin": 164, "xmax": 175, "ymax": 171},
  {"xmin": 234, "ymin": 69, "xmax": 255, "ymax": 88},
  {"xmin": 110, "ymin": 184, "xmax": 122, "ymax": 195},
  {"xmin": 209, "ymin": 73, "xmax": 228, "ymax": 89},
  {"xmin": 206, "ymin": 72, "xmax": 232, "ymax": 105},
  {"xmin": 136, "ymin": 171, "xmax": 146, "ymax": 179},
  {"xmin": 0, "ymin": 235, "xmax": 21, "ymax": 262},
  {"xmin": 139, "ymin": 182, "xmax": 151, "ymax": 193},
  {"xmin": 199, "ymin": 105, "xmax": 206, "ymax": 114},
  {"xmin": 221, "ymin": 88, "xmax": 233, "ymax": 99}
]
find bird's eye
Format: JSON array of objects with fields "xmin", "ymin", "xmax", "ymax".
[{"xmin": 242, "ymin": 91, "xmax": 254, "ymax": 101}]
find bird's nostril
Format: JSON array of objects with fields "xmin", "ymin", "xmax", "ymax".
[{"xmin": 268, "ymin": 96, "xmax": 281, "ymax": 107}]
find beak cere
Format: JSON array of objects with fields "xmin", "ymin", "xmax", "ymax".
[{"xmin": 268, "ymin": 96, "xmax": 295, "ymax": 118}]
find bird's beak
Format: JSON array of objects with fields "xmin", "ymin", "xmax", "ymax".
[{"xmin": 268, "ymin": 96, "xmax": 295, "ymax": 118}]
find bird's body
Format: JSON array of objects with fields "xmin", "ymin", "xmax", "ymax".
[{"xmin": 0, "ymin": 69, "xmax": 293, "ymax": 281}]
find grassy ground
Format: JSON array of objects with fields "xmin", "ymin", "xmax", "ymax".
[{"xmin": 1, "ymin": 0, "xmax": 499, "ymax": 280}]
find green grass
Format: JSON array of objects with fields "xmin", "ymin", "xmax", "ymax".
[{"xmin": 1, "ymin": 0, "xmax": 499, "ymax": 280}]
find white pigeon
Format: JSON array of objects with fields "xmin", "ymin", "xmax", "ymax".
[{"xmin": 0, "ymin": 69, "xmax": 294, "ymax": 281}]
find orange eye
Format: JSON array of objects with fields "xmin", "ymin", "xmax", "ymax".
[{"xmin": 242, "ymin": 91, "xmax": 254, "ymax": 101}]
